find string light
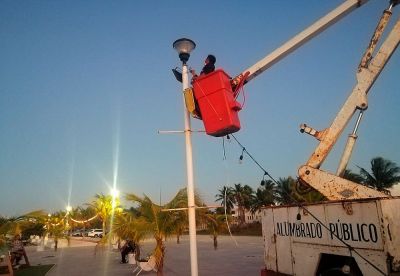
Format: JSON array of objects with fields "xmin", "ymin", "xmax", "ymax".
[
  {"xmin": 260, "ymin": 172, "xmax": 267, "ymax": 186},
  {"xmin": 69, "ymin": 214, "xmax": 99, "ymax": 224},
  {"xmin": 239, "ymin": 148, "xmax": 245, "ymax": 164}
]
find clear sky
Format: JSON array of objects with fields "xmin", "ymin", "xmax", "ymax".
[{"xmin": 1, "ymin": 1, "xmax": 399, "ymax": 216}]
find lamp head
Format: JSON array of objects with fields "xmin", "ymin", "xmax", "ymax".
[
  {"xmin": 173, "ymin": 38, "xmax": 196, "ymax": 64},
  {"xmin": 110, "ymin": 188, "xmax": 120, "ymax": 198}
]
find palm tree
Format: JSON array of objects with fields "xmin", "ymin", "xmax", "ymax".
[
  {"xmin": 231, "ymin": 183, "xmax": 255, "ymax": 225},
  {"xmin": 90, "ymin": 193, "xmax": 120, "ymax": 236},
  {"xmin": 358, "ymin": 157, "xmax": 400, "ymax": 193},
  {"xmin": 342, "ymin": 169, "xmax": 364, "ymax": 183},
  {"xmin": 74, "ymin": 206, "xmax": 97, "ymax": 233},
  {"xmin": 276, "ymin": 177, "xmax": 297, "ymax": 205},
  {"xmin": 124, "ymin": 188, "xmax": 202, "ymax": 276},
  {"xmin": 251, "ymin": 180, "xmax": 276, "ymax": 213},
  {"xmin": 203, "ymin": 212, "xmax": 228, "ymax": 250},
  {"xmin": 295, "ymin": 188, "xmax": 325, "ymax": 203},
  {"xmin": 0, "ymin": 210, "xmax": 47, "ymax": 236},
  {"xmin": 215, "ymin": 186, "xmax": 235, "ymax": 213},
  {"xmin": 173, "ymin": 212, "xmax": 187, "ymax": 244},
  {"xmin": 112, "ymin": 211, "xmax": 147, "ymax": 259},
  {"xmin": 0, "ymin": 211, "xmax": 47, "ymax": 251},
  {"xmin": 46, "ymin": 213, "xmax": 70, "ymax": 251}
]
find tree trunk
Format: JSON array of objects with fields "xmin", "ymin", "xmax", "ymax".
[
  {"xmin": 238, "ymin": 206, "xmax": 246, "ymax": 226},
  {"xmin": 213, "ymin": 235, "xmax": 218, "ymax": 250},
  {"xmin": 155, "ymin": 237, "xmax": 165, "ymax": 276},
  {"xmin": 102, "ymin": 220, "xmax": 106, "ymax": 237}
]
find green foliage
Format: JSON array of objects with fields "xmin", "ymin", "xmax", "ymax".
[
  {"xmin": 203, "ymin": 212, "xmax": 229, "ymax": 248},
  {"xmin": 22, "ymin": 222, "xmax": 45, "ymax": 240},
  {"xmin": 0, "ymin": 210, "xmax": 47, "ymax": 237},
  {"xmin": 251, "ymin": 180, "xmax": 275, "ymax": 213},
  {"xmin": 45, "ymin": 213, "xmax": 70, "ymax": 250},
  {"xmin": 342, "ymin": 169, "xmax": 364, "ymax": 183},
  {"xmin": 275, "ymin": 177, "xmax": 298, "ymax": 205},
  {"xmin": 215, "ymin": 186, "xmax": 235, "ymax": 213},
  {"xmin": 358, "ymin": 157, "xmax": 400, "ymax": 193},
  {"xmin": 89, "ymin": 193, "xmax": 121, "ymax": 235}
]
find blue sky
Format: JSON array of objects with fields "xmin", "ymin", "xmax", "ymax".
[{"xmin": 1, "ymin": 1, "xmax": 399, "ymax": 216}]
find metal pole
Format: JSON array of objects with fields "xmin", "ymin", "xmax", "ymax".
[
  {"xmin": 181, "ymin": 62, "xmax": 199, "ymax": 276},
  {"xmin": 336, "ymin": 111, "xmax": 364, "ymax": 177}
]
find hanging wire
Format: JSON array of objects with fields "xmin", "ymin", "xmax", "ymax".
[
  {"xmin": 223, "ymin": 185, "xmax": 238, "ymax": 247},
  {"xmin": 222, "ymin": 137, "xmax": 227, "ymax": 160},
  {"xmin": 230, "ymin": 134, "xmax": 278, "ymax": 184},
  {"xmin": 221, "ymin": 145, "xmax": 239, "ymax": 247},
  {"xmin": 229, "ymin": 134, "xmax": 387, "ymax": 276}
]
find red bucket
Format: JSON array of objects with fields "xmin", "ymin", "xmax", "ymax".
[{"xmin": 193, "ymin": 69, "xmax": 241, "ymax": 137}]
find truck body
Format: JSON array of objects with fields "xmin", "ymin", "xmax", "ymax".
[{"xmin": 262, "ymin": 197, "xmax": 400, "ymax": 275}]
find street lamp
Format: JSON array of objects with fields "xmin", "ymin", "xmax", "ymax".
[
  {"xmin": 110, "ymin": 188, "xmax": 120, "ymax": 198},
  {"xmin": 110, "ymin": 188, "xmax": 120, "ymax": 209},
  {"xmin": 173, "ymin": 38, "xmax": 196, "ymax": 64},
  {"xmin": 172, "ymin": 38, "xmax": 198, "ymax": 276},
  {"xmin": 66, "ymin": 206, "xmax": 72, "ymax": 234}
]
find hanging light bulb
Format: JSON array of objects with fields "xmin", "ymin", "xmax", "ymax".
[
  {"xmin": 260, "ymin": 172, "xmax": 267, "ymax": 186},
  {"xmin": 296, "ymin": 208, "xmax": 302, "ymax": 220},
  {"xmin": 239, "ymin": 148, "xmax": 244, "ymax": 164}
]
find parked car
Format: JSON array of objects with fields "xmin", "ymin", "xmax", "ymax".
[
  {"xmin": 71, "ymin": 230, "xmax": 83, "ymax": 237},
  {"xmin": 87, "ymin": 229, "xmax": 103, "ymax": 238},
  {"xmin": 81, "ymin": 229, "xmax": 91, "ymax": 237},
  {"xmin": 71, "ymin": 229, "xmax": 91, "ymax": 237}
]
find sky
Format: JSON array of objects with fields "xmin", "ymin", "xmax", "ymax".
[{"xmin": 1, "ymin": 1, "xmax": 399, "ymax": 216}]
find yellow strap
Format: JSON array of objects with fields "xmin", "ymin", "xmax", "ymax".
[{"xmin": 183, "ymin": 88, "xmax": 196, "ymax": 114}]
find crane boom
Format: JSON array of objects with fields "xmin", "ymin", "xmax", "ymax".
[
  {"xmin": 231, "ymin": 0, "xmax": 368, "ymax": 88},
  {"xmin": 299, "ymin": 7, "xmax": 400, "ymax": 200}
]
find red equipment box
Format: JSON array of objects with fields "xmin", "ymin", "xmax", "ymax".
[{"xmin": 192, "ymin": 69, "xmax": 242, "ymax": 137}]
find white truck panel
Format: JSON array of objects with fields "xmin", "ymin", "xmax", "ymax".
[
  {"xmin": 381, "ymin": 198, "xmax": 400, "ymax": 271},
  {"xmin": 262, "ymin": 197, "xmax": 400, "ymax": 275}
]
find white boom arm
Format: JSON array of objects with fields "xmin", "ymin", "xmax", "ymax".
[
  {"xmin": 231, "ymin": 0, "xmax": 369, "ymax": 88},
  {"xmin": 299, "ymin": 7, "xmax": 400, "ymax": 200}
]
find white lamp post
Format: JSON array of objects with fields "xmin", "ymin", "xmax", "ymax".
[
  {"xmin": 66, "ymin": 206, "xmax": 72, "ymax": 234},
  {"xmin": 173, "ymin": 38, "xmax": 198, "ymax": 276},
  {"xmin": 110, "ymin": 188, "xmax": 120, "ymax": 209}
]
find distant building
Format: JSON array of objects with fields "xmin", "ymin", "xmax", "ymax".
[
  {"xmin": 245, "ymin": 210, "xmax": 262, "ymax": 223},
  {"xmin": 231, "ymin": 207, "xmax": 262, "ymax": 224}
]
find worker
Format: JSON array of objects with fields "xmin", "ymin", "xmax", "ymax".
[{"xmin": 190, "ymin": 54, "xmax": 216, "ymax": 80}]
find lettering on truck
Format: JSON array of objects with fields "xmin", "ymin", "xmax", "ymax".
[{"xmin": 276, "ymin": 220, "xmax": 379, "ymax": 243}]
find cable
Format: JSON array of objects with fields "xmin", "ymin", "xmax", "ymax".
[
  {"xmin": 230, "ymin": 134, "xmax": 278, "ymax": 184},
  {"xmin": 223, "ymin": 185, "xmax": 238, "ymax": 247},
  {"xmin": 220, "ymin": 142, "xmax": 239, "ymax": 247},
  {"xmin": 228, "ymin": 134, "xmax": 387, "ymax": 276}
]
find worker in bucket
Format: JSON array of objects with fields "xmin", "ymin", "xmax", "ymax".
[{"xmin": 190, "ymin": 54, "xmax": 216, "ymax": 80}]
